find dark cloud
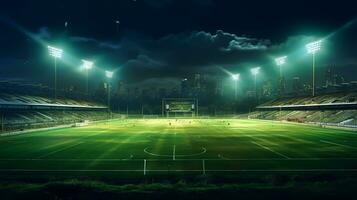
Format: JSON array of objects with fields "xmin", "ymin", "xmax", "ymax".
[
  {"xmin": 143, "ymin": 0, "xmax": 173, "ymax": 8},
  {"xmin": 56, "ymin": 29, "xmax": 270, "ymax": 80},
  {"xmin": 35, "ymin": 27, "xmax": 51, "ymax": 40},
  {"xmin": 70, "ymin": 36, "xmax": 121, "ymax": 50},
  {"xmin": 1, "ymin": 2, "xmax": 356, "ymax": 92},
  {"xmin": 143, "ymin": 0, "xmax": 214, "ymax": 8},
  {"xmin": 112, "ymin": 30, "xmax": 271, "ymax": 81}
]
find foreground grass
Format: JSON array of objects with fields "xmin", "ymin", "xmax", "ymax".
[{"xmin": 1, "ymin": 175, "xmax": 357, "ymax": 200}]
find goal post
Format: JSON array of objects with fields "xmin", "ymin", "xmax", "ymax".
[{"xmin": 162, "ymin": 98, "xmax": 198, "ymax": 118}]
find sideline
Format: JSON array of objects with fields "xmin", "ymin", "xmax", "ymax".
[
  {"xmin": 247, "ymin": 118, "xmax": 357, "ymax": 133},
  {"xmin": 0, "ymin": 118, "xmax": 122, "ymax": 137}
]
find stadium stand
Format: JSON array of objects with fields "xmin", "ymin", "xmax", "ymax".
[
  {"xmin": 0, "ymin": 93, "xmax": 109, "ymax": 133},
  {"xmin": 251, "ymin": 92, "xmax": 357, "ymax": 128}
]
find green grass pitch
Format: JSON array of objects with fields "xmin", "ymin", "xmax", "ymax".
[{"xmin": 0, "ymin": 119, "xmax": 357, "ymax": 180}]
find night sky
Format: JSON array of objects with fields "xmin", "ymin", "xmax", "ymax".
[{"xmin": 0, "ymin": 0, "xmax": 356, "ymax": 91}]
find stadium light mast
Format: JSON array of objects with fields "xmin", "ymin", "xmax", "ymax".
[
  {"xmin": 251, "ymin": 67, "xmax": 260, "ymax": 100},
  {"xmin": 48, "ymin": 46, "xmax": 63, "ymax": 100},
  {"xmin": 275, "ymin": 56, "xmax": 287, "ymax": 97},
  {"xmin": 232, "ymin": 73, "xmax": 240, "ymax": 100},
  {"xmin": 306, "ymin": 40, "xmax": 322, "ymax": 97},
  {"xmin": 82, "ymin": 60, "xmax": 93, "ymax": 96},
  {"xmin": 275, "ymin": 56, "xmax": 287, "ymax": 77},
  {"xmin": 105, "ymin": 70, "xmax": 114, "ymax": 117}
]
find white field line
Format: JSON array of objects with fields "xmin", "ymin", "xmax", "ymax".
[
  {"xmin": 144, "ymin": 147, "xmax": 206, "ymax": 157},
  {"xmin": 2, "ymin": 157, "xmax": 357, "ymax": 162},
  {"xmin": 37, "ymin": 142, "xmax": 84, "ymax": 158},
  {"xmin": 173, "ymin": 145, "xmax": 176, "ymax": 160},
  {"xmin": 143, "ymin": 159, "xmax": 146, "ymax": 175},
  {"xmin": 320, "ymin": 140, "xmax": 357, "ymax": 149},
  {"xmin": 1, "ymin": 169, "xmax": 357, "ymax": 172},
  {"xmin": 248, "ymin": 119, "xmax": 357, "ymax": 133},
  {"xmin": 251, "ymin": 141, "xmax": 290, "ymax": 159},
  {"xmin": 0, "ymin": 118, "xmax": 120, "ymax": 137}
]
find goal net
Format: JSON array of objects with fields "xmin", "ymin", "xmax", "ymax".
[{"xmin": 162, "ymin": 98, "xmax": 198, "ymax": 118}]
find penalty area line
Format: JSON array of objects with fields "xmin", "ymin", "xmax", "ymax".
[
  {"xmin": 251, "ymin": 141, "xmax": 290, "ymax": 159},
  {"xmin": 173, "ymin": 145, "xmax": 176, "ymax": 160},
  {"xmin": 320, "ymin": 140, "xmax": 357, "ymax": 149}
]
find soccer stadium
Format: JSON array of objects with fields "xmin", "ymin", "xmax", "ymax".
[{"xmin": 1, "ymin": 1, "xmax": 357, "ymax": 199}]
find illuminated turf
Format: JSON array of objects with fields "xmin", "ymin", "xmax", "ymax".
[{"xmin": 0, "ymin": 119, "xmax": 357, "ymax": 178}]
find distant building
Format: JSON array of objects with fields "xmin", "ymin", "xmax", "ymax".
[
  {"xmin": 193, "ymin": 74, "xmax": 201, "ymax": 96},
  {"xmin": 194, "ymin": 74, "xmax": 201, "ymax": 89},
  {"xmin": 303, "ymin": 83, "xmax": 312, "ymax": 93},
  {"xmin": 325, "ymin": 68, "xmax": 334, "ymax": 87},
  {"xmin": 292, "ymin": 77, "xmax": 302, "ymax": 95},
  {"xmin": 134, "ymin": 87, "xmax": 139, "ymax": 98},
  {"xmin": 116, "ymin": 80, "xmax": 127, "ymax": 97},
  {"xmin": 215, "ymin": 78, "xmax": 223, "ymax": 96},
  {"xmin": 334, "ymin": 74, "xmax": 345, "ymax": 85},
  {"xmin": 278, "ymin": 76, "xmax": 286, "ymax": 96},
  {"xmin": 181, "ymin": 78, "xmax": 189, "ymax": 97},
  {"xmin": 262, "ymin": 80, "xmax": 273, "ymax": 98}
]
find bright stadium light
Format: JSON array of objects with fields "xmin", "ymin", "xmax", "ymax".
[
  {"xmin": 232, "ymin": 74, "xmax": 240, "ymax": 81},
  {"xmin": 306, "ymin": 40, "xmax": 322, "ymax": 54},
  {"xmin": 47, "ymin": 46, "xmax": 63, "ymax": 100},
  {"xmin": 232, "ymin": 73, "xmax": 240, "ymax": 100},
  {"xmin": 82, "ymin": 60, "xmax": 94, "ymax": 96},
  {"xmin": 82, "ymin": 59, "xmax": 93, "ymax": 70},
  {"xmin": 105, "ymin": 70, "xmax": 114, "ymax": 118},
  {"xmin": 251, "ymin": 67, "xmax": 260, "ymax": 76},
  {"xmin": 275, "ymin": 56, "xmax": 287, "ymax": 96},
  {"xmin": 48, "ymin": 46, "xmax": 63, "ymax": 58},
  {"xmin": 105, "ymin": 70, "xmax": 114, "ymax": 79},
  {"xmin": 251, "ymin": 67, "xmax": 260, "ymax": 100},
  {"xmin": 275, "ymin": 56, "xmax": 287, "ymax": 67},
  {"xmin": 306, "ymin": 40, "xmax": 322, "ymax": 97}
]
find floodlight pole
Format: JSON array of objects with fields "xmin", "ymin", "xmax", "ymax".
[
  {"xmin": 48, "ymin": 46, "xmax": 63, "ymax": 100},
  {"xmin": 279, "ymin": 65, "xmax": 285, "ymax": 97},
  {"xmin": 54, "ymin": 57, "xmax": 57, "ymax": 100},
  {"xmin": 86, "ymin": 68, "xmax": 89, "ymax": 96},
  {"xmin": 306, "ymin": 40, "xmax": 321, "ymax": 97},
  {"xmin": 254, "ymin": 74, "xmax": 257, "ymax": 100},
  {"xmin": 312, "ymin": 53, "xmax": 315, "ymax": 97},
  {"xmin": 82, "ymin": 60, "xmax": 93, "ymax": 97},
  {"xmin": 234, "ymin": 79, "xmax": 238, "ymax": 101},
  {"xmin": 107, "ymin": 82, "xmax": 111, "ymax": 119}
]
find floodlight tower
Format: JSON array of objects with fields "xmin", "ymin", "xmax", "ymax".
[
  {"xmin": 275, "ymin": 56, "xmax": 287, "ymax": 96},
  {"xmin": 251, "ymin": 67, "xmax": 260, "ymax": 100},
  {"xmin": 275, "ymin": 56, "xmax": 287, "ymax": 77},
  {"xmin": 306, "ymin": 40, "xmax": 322, "ymax": 97},
  {"xmin": 48, "ymin": 46, "xmax": 63, "ymax": 100},
  {"xmin": 82, "ymin": 60, "xmax": 93, "ymax": 96},
  {"xmin": 232, "ymin": 73, "xmax": 240, "ymax": 100},
  {"xmin": 105, "ymin": 70, "xmax": 114, "ymax": 116}
]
